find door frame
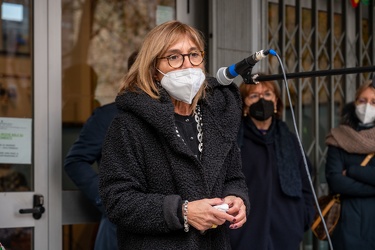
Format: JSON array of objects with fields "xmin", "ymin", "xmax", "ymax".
[
  {"xmin": 34, "ymin": 0, "xmax": 62, "ymax": 249},
  {"xmin": 0, "ymin": 0, "xmax": 61, "ymax": 249}
]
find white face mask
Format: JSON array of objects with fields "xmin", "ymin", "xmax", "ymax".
[
  {"xmin": 355, "ymin": 103, "xmax": 375, "ymax": 124},
  {"xmin": 158, "ymin": 68, "xmax": 205, "ymax": 104}
]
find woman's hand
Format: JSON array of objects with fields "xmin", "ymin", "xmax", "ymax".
[
  {"xmin": 223, "ymin": 195, "xmax": 247, "ymax": 229},
  {"xmin": 186, "ymin": 198, "xmax": 237, "ymax": 231}
]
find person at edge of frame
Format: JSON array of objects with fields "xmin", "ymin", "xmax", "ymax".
[
  {"xmin": 325, "ymin": 75, "xmax": 375, "ymax": 250},
  {"xmin": 64, "ymin": 50, "xmax": 138, "ymax": 250}
]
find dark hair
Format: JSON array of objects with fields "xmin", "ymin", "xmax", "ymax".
[{"xmin": 340, "ymin": 101, "xmax": 359, "ymax": 128}]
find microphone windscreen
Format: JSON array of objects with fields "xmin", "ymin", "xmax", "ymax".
[{"xmin": 216, "ymin": 67, "xmax": 233, "ymax": 85}]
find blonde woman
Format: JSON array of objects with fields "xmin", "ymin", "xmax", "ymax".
[{"xmin": 99, "ymin": 21, "xmax": 249, "ymax": 250}]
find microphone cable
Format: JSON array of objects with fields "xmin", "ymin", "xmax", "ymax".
[{"xmin": 273, "ymin": 52, "xmax": 334, "ymax": 250}]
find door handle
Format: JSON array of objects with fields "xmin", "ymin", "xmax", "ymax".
[{"xmin": 19, "ymin": 194, "xmax": 46, "ymax": 219}]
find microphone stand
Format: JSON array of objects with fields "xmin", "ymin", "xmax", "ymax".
[{"xmin": 251, "ymin": 65, "xmax": 375, "ymax": 82}]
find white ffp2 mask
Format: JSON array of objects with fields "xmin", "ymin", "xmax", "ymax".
[
  {"xmin": 158, "ymin": 68, "xmax": 205, "ymax": 104},
  {"xmin": 355, "ymin": 103, "xmax": 375, "ymax": 124}
]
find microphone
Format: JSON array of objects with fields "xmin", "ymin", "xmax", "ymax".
[{"xmin": 216, "ymin": 49, "xmax": 276, "ymax": 85}]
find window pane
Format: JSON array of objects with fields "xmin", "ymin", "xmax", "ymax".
[{"xmin": 0, "ymin": 0, "xmax": 33, "ymax": 192}]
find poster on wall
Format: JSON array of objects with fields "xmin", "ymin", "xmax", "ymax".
[{"xmin": 0, "ymin": 117, "xmax": 32, "ymax": 164}]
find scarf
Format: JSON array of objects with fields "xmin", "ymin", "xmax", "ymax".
[
  {"xmin": 274, "ymin": 120, "xmax": 302, "ymax": 198},
  {"xmin": 325, "ymin": 125, "xmax": 375, "ymax": 154},
  {"xmin": 242, "ymin": 118, "xmax": 302, "ymax": 198}
]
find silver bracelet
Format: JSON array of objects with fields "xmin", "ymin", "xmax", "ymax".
[{"xmin": 183, "ymin": 200, "xmax": 189, "ymax": 232}]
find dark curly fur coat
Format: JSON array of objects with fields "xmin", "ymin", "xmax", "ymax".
[{"xmin": 99, "ymin": 77, "xmax": 249, "ymax": 250}]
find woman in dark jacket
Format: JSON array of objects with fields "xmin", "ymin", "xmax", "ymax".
[
  {"xmin": 99, "ymin": 21, "xmax": 249, "ymax": 250},
  {"xmin": 230, "ymin": 79, "xmax": 315, "ymax": 250},
  {"xmin": 325, "ymin": 79, "xmax": 375, "ymax": 250}
]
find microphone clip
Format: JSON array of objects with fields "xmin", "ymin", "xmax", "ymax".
[
  {"xmin": 241, "ymin": 70, "xmax": 254, "ymax": 84},
  {"xmin": 241, "ymin": 73, "xmax": 259, "ymax": 84}
]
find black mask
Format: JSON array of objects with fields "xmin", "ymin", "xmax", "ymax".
[{"xmin": 249, "ymin": 98, "xmax": 274, "ymax": 121}]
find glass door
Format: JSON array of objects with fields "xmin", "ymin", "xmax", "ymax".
[
  {"xmin": 0, "ymin": 1, "xmax": 37, "ymax": 249},
  {"xmin": 0, "ymin": 0, "xmax": 61, "ymax": 249},
  {"xmin": 61, "ymin": 1, "xmax": 176, "ymax": 248}
]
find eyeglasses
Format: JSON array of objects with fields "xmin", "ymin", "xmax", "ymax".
[
  {"xmin": 158, "ymin": 51, "xmax": 204, "ymax": 69},
  {"xmin": 248, "ymin": 91, "xmax": 274, "ymax": 101}
]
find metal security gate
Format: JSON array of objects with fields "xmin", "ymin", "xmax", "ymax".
[
  {"xmin": 265, "ymin": 1, "xmax": 374, "ymax": 249},
  {"xmin": 210, "ymin": 0, "xmax": 374, "ymax": 249}
]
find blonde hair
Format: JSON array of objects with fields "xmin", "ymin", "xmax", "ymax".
[{"xmin": 120, "ymin": 21, "xmax": 206, "ymax": 111}]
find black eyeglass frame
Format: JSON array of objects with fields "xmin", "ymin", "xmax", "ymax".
[{"xmin": 157, "ymin": 51, "xmax": 205, "ymax": 69}]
